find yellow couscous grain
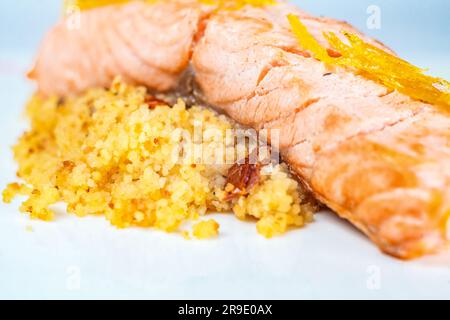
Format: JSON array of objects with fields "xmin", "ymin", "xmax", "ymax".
[
  {"xmin": 3, "ymin": 79, "xmax": 317, "ymax": 237},
  {"xmin": 2, "ymin": 183, "xmax": 31, "ymax": 203},
  {"xmin": 193, "ymin": 219, "xmax": 220, "ymax": 239},
  {"xmin": 181, "ymin": 230, "xmax": 192, "ymax": 240}
]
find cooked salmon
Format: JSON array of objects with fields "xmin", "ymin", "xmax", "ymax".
[{"xmin": 29, "ymin": 0, "xmax": 450, "ymax": 259}]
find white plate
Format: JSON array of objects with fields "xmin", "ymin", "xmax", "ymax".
[{"xmin": 1, "ymin": 53, "xmax": 450, "ymax": 300}]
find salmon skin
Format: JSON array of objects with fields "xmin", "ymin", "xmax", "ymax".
[{"xmin": 30, "ymin": 0, "xmax": 450, "ymax": 259}]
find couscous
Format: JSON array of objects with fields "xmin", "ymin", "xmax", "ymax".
[{"xmin": 3, "ymin": 79, "xmax": 317, "ymax": 239}]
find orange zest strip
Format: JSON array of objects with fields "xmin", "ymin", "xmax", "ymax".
[
  {"xmin": 287, "ymin": 14, "xmax": 450, "ymax": 110},
  {"xmin": 287, "ymin": 14, "xmax": 332, "ymax": 64},
  {"xmin": 63, "ymin": 0, "xmax": 133, "ymax": 11},
  {"xmin": 64, "ymin": 0, "xmax": 276, "ymax": 11},
  {"xmin": 199, "ymin": 0, "xmax": 277, "ymax": 10}
]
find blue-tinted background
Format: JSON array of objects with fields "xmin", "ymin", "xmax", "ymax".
[{"xmin": 1, "ymin": 0, "xmax": 449, "ymax": 77}]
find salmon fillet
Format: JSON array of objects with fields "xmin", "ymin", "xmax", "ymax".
[{"xmin": 29, "ymin": 0, "xmax": 450, "ymax": 259}]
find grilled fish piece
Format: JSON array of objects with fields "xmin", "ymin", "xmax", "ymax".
[{"xmin": 29, "ymin": 1, "xmax": 450, "ymax": 259}]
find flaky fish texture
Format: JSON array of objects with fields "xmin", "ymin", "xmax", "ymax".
[{"xmin": 29, "ymin": 0, "xmax": 450, "ymax": 259}]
